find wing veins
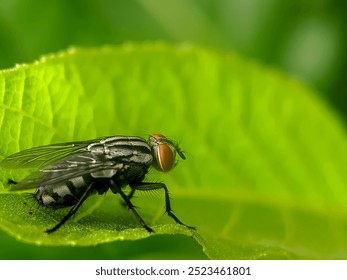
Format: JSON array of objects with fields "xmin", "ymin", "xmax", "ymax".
[
  {"xmin": 0, "ymin": 144, "xmax": 88, "ymax": 169},
  {"xmin": 10, "ymin": 163, "xmax": 115, "ymax": 191}
]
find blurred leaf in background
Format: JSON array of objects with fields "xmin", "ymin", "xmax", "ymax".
[{"xmin": 0, "ymin": 0, "xmax": 346, "ymax": 117}]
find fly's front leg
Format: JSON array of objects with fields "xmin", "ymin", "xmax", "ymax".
[{"xmin": 130, "ymin": 182, "xmax": 196, "ymax": 230}]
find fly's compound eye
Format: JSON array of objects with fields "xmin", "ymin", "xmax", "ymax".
[
  {"xmin": 149, "ymin": 134, "xmax": 185, "ymax": 172},
  {"xmin": 153, "ymin": 142, "xmax": 176, "ymax": 172}
]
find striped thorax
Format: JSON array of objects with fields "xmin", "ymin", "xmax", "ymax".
[{"xmin": 87, "ymin": 136, "xmax": 153, "ymax": 165}]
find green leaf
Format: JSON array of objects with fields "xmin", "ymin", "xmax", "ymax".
[{"xmin": 1, "ymin": 43, "xmax": 347, "ymax": 259}]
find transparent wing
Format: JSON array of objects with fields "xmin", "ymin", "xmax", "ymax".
[
  {"xmin": 10, "ymin": 153, "xmax": 118, "ymax": 191},
  {"xmin": 0, "ymin": 140, "xmax": 97, "ymax": 169}
]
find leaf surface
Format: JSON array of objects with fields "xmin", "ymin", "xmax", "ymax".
[{"xmin": 0, "ymin": 43, "xmax": 347, "ymax": 259}]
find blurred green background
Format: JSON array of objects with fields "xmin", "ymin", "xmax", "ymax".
[
  {"xmin": 1, "ymin": 0, "xmax": 346, "ymax": 119},
  {"xmin": 0, "ymin": 0, "xmax": 346, "ymax": 259}
]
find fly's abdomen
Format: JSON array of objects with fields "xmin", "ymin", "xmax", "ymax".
[{"xmin": 35, "ymin": 175, "xmax": 94, "ymax": 208}]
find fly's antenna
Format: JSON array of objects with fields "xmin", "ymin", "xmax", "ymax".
[
  {"xmin": 175, "ymin": 145, "xmax": 186, "ymax": 160},
  {"xmin": 173, "ymin": 137, "xmax": 186, "ymax": 160}
]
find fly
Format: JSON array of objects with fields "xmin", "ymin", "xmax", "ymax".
[{"xmin": 0, "ymin": 134, "xmax": 195, "ymax": 233}]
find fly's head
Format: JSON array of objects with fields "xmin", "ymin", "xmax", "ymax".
[{"xmin": 148, "ymin": 134, "xmax": 186, "ymax": 172}]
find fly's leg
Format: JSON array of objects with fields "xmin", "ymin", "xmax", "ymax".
[
  {"xmin": 130, "ymin": 182, "xmax": 196, "ymax": 230},
  {"xmin": 112, "ymin": 184, "xmax": 154, "ymax": 233},
  {"xmin": 120, "ymin": 188, "xmax": 136, "ymax": 208},
  {"xmin": 45, "ymin": 183, "xmax": 94, "ymax": 234},
  {"xmin": 127, "ymin": 188, "xmax": 136, "ymax": 200}
]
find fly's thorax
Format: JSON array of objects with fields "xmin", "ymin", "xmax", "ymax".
[
  {"xmin": 110, "ymin": 162, "xmax": 149, "ymax": 188},
  {"xmin": 148, "ymin": 134, "xmax": 186, "ymax": 172},
  {"xmin": 87, "ymin": 136, "xmax": 153, "ymax": 166}
]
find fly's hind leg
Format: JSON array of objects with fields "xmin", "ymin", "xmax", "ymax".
[
  {"xmin": 45, "ymin": 183, "xmax": 95, "ymax": 234},
  {"xmin": 130, "ymin": 182, "xmax": 196, "ymax": 230}
]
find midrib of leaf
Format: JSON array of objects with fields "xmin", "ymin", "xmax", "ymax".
[
  {"xmin": 181, "ymin": 188, "xmax": 347, "ymax": 259},
  {"xmin": 174, "ymin": 187, "xmax": 346, "ymax": 221}
]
